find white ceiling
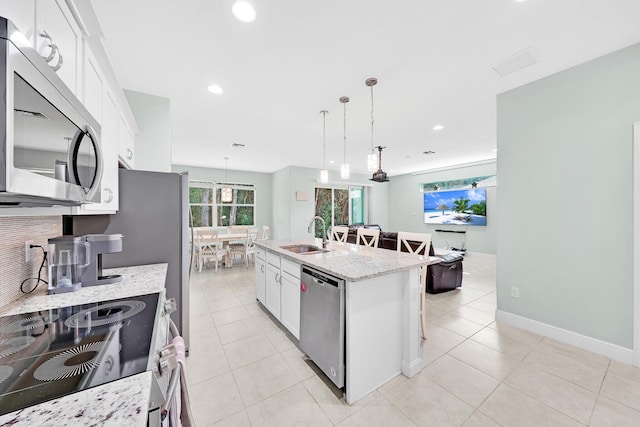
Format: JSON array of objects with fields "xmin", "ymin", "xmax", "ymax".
[{"xmin": 91, "ymin": 0, "xmax": 640, "ymax": 176}]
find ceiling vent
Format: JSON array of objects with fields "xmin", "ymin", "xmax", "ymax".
[{"xmin": 492, "ymin": 48, "xmax": 537, "ymax": 77}]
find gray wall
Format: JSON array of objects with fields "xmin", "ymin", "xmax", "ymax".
[
  {"xmin": 388, "ymin": 162, "xmax": 497, "ymax": 254},
  {"xmin": 125, "ymin": 90, "xmax": 172, "ymax": 172},
  {"xmin": 171, "ymin": 164, "xmax": 273, "ymax": 233},
  {"xmin": 497, "ymin": 42, "xmax": 640, "ymax": 349},
  {"xmin": 270, "ymin": 166, "xmax": 390, "ymax": 240}
]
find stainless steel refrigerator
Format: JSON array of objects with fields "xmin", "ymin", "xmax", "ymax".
[{"xmin": 67, "ymin": 168, "xmax": 190, "ymax": 351}]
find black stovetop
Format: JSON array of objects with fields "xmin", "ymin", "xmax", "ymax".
[{"xmin": 0, "ymin": 292, "xmax": 160, "ymax": 415}]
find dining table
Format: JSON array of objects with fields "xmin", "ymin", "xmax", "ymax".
[{"xmin": 192, "ymin": 228, "xmax": 257, "ymax": 268}]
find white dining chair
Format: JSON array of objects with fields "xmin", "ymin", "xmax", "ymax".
[
  {"xmin": 197, "ymin": 230, "xmax": 228, "ymax": 272},
  {"xmin": 261, "ymin": 225, "xmax": 270, "ymax": 240},
  {"xmin": 397, "ymin": 231, "xmax": 432, "ymax": 339},
  {"xmin": 230, "ymin": 229, "xmax": 258, "ymax": 268},
  {"xmin": 331, "ymin": 226, "xmax": 349, "ymax": 242},
  {"xmin": 356, "ymin": 228, "xmax": 379, "ymax": 247}
]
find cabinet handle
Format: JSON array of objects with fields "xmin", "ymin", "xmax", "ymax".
[
  {"xmin": 104, "ymin": 188, "xmax": 113, "ymax": 203},
  {"xmin": 39, "ymin": 31, "xmax": 56, "ymax": 63},
  {"xmin": 261, "ymin": 265, "xmax": 265, "ymax": 273},
  {"xmin": 275, "ymin": 272, "xmax": 280, "ymax": 283},
  {"xmin": 52, "ymin": 50, "xmax": 63, "ymax": 72},
  {"xmin": 127, "ymin": 149, "xmax": 133, "ymax": 160}
]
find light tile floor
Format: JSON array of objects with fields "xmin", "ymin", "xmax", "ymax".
[{"xmin": 185, "ymin": 253, "xmax": 640, "ymax": 426}]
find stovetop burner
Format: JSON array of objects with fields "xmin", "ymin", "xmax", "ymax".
[
  {"xmin": 0, "ymin": 314, "xmax": 58, "ymax": 334},
  {"xmin": 34, "ymin": 341, "xmax": 108, "ymax": 381},
  {"xmin": 0, "ymin": 336, "xmax": 36, "ymax": 358},
  {"xmin": 0, "ymin": 366, "xmax": 13, "ymax": 384},
  {"xmin": 64, "ymin": 300, "xmax": 147, "ymax": 329},
  {"xmin": 0, "ymin": 292, "xmax": 160, "ymax": 416}
]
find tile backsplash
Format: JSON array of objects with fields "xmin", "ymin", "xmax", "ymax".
[{"xmin": 0, "ymin": 216, "xmax": 62, "ymax": 308}]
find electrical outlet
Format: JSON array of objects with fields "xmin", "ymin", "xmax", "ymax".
[
  {"xmin": 511, "ymin": 287, "xmax": 520, "ymax": 298},
  {"xmin": 25, "ymin": 241, "xmax": 34, "ymax": 263}
]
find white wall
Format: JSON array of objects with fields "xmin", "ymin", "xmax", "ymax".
[
  {"xmin": 171, "ymin": 164, "xmax": 273, "ymax": 233},
  {"xmin": 497, "ymin": 42, "xmax": 640, "ymax": 349},
  {"xmin": 388, "ymin": 162, "xmax": 497, "ymax": 254},
  {"xmin": 125, "ymin": 90, "xmax": 171, "ymax": 172}
]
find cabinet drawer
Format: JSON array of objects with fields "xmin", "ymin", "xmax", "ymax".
[
  {"xmin": 282, "ymin": 258, "xmax": 301, "ymax": 279},
  {"xmin": 256, "ymin": 247, "xmax": 265, "ymax": 260},
  {"xmin": 266, "ymin": 251, "xmax": 280, "ymax": 268}
]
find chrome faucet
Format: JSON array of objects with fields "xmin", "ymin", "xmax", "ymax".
[{"xmin": 307, "ymin": 216, "xmax": 328, "ymax": 248}]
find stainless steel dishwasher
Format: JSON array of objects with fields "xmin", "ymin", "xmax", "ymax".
[{"xmin": 299, "ymin": 265, "xmax": 346, "ymax": 389}]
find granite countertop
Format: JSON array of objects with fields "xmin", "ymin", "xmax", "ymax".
[
  {"xmin": 255, "ymin": 239, "xmax": 440, "ymax": 281},
  {"xmin": 0, "ymin": 263, "xmax": 167, "ymax": 316},
  {"xmin": 0, "ymin": 263, "xmax": 167, "ymax": 426}
]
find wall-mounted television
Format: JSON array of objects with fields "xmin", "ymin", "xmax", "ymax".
[{"xmin": 424, "ymin": 188, "xmax": 487, "ymax": 226}]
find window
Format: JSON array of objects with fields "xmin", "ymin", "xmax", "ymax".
[
  {"xmin": 313, "ymin": 185, "xmax": 368, "ymax": 238},
  {"xmin": 189, "ymin": 181, "xmax": 255, "ymax": 227}
]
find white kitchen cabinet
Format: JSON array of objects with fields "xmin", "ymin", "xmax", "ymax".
[
  {"xmin": 35, "ymin": 0, "xmax": 82, "ymax": 96},
  {"xmin": 255, "ymin": 249, "xmax": 301, "ymax": 339},
  {"xmin": 280, "ymin": 258, "xmax": 301, "ymax": 339},
  {"xmin": 0, "ymin": 1, "xmax": 36, "ymax": 45},
  {"xmin": 255, "ymin": 247, "xmax": 266, "ymax": 304},
  {"xmin": 73, "ymin": 45, "xmax": 118, "ymax": 214},
  {"xmin": 118, "ymin": 112, "xmax": 135, "ymax": 169},
  {"xmin": 83, "ymin": 45, "xmax": 103, "ymax": 124},
  {"xmin": 265, "ymin": 262, "xmax": 281, "ymax": 318}
]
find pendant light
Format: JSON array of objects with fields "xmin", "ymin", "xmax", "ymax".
[
  {"xmin": 221, "ymin": 157, "xmax": 233, "ymax": 202},
  {"xmin": 366, "ymin": 77, "xmax": 378, "ymax": 172},
  {"xmin": 320, "ymin": 110, "xmax": 329, "ymax": 183},
  {"xmin": 340, "ymin": 96, "xmax": 350, "ymax": 179}
]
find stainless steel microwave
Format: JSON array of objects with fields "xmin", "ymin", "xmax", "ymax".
[{"xmin": 0, "ymin": 17, "xmax": 102, "ymax": 207}]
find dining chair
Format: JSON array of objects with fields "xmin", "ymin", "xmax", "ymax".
[
  {"xmin": 331, "ymin": 226, "xmax": 349, "ymax": 242},
  {"xmin": 397, "ymin": 231, "xmax": 432, "ymax": 340},
  {"xmin": 356, "ymin": 228, "xmax": 380, "ymax": 247},
  {"xmin": 230, "ymin": 229, "xmax": 258, "ymax": 268},
  {"xmin": 261, "ymin": 225, "xmax": 270, "ymax": 240},
  {"xmin": 197, "ymin": 230, "xmax": 228, "ymax": 272}
]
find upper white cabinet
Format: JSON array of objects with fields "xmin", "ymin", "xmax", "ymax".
[
  {"xmin": 35, "ymin": 0, "xmax": 82, "ymax": 96},
  {"xmin": 76, "ymin": 44, "xmax": 119, "ymax": 213},
  {"xmin": 118, "ymin": 112, "xmax": 135, "ymax": 169},
  {"xmin": 0, "ymin": 1, "xmax": 137, "ymax": 215},
  {"xmin": 0, "ymin": 1, "xmax": 36, "ymax": 43}
]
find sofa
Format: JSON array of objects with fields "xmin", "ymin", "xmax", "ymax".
[{"xmin": 342, "ymin": 224, "xmax": 462, "ymax": 293}]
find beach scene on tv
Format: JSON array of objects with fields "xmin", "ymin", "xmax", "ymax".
[{"xmin": 424, "ymin": 188, "xmax": 487, "ymax": 226}]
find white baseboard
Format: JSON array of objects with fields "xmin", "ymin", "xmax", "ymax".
[{"xmin": 496, "ymin": 310, "xmax": 634, "ymax": 365}]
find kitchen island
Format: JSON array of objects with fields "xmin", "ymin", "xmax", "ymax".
[
  {"xmin": 0, "ymin": 263, "xmax": 167, "ymax": 426},
  {"xmin": 254, "ymin": 239, "xmax": 440, "ymax": 404}
]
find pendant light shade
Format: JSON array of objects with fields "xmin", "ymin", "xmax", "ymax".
[
  {"xmin": 340, "ymin": 164, "xmax": 350, "ymax": 179},
  {"xmin": 221, "ymin": 157, "xmax": 233, "ymax": 202},
  {"xmin": 340, "ymin": 96, "xmax": 350, "ymax": 180},
  {"xmin": 320, "ymin": 110, "xmax": 329, "ymax": 183},
  {"xmin": 366, "ymin": 77, "xmax": 378, "ymax": 172}
]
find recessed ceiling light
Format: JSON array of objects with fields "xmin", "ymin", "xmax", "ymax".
[
  {"xmin": 432, "ymin": 125, "xmax": 445, "ymax": 131},
  {"xmin": 329, "ymin": 160, "xmax": 335, "ymax": 164},
  {"xmin": 207, "ymin": 84, "xmax": 224, "ymax": 95},
  {"xmin": 232, "ymin": 1, "xmax": 257, "ymax": 23}
]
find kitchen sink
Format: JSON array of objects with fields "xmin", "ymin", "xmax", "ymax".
[{"xmin": 280, "ymin": 244, "xmax": 330, "ymax": 254}]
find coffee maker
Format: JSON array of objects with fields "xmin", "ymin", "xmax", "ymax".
[
  {"xmin": 47, "ymin": 234, "xmax": 123, "ymax": 294},
  {"xmin": 80, "ymin": 234, "xmax": 124, "ymax": 286},
  {"xmin": 47, "ymin": 235, "xmax": 90, "ymax": 294}
]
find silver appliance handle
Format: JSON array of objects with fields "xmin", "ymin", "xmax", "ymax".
[
  {"xmin": 67, "ymin": 125, "xmax": 103, "ymax": 200},
  {"xmin": 159, "ymin": 319, "xmax": 196, "ymax": 425}
]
